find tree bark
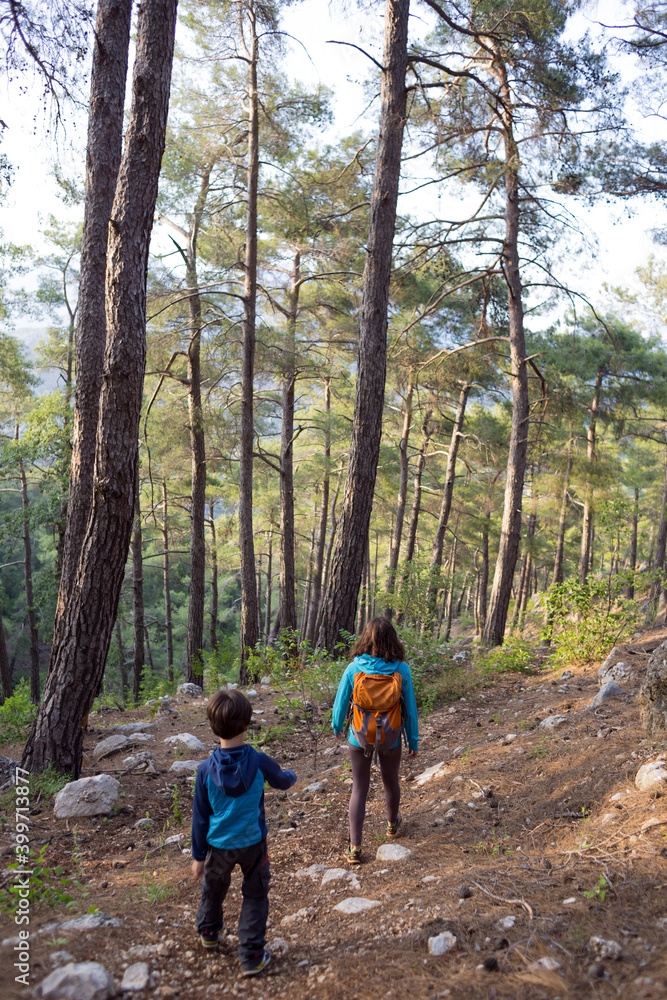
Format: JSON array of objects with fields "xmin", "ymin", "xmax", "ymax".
[
  {"xmin": 482, "ymin": 52, "xmax": 530, "ymax": 648},
  {"xmin": 316, "ymin": 0, "xmax": 409, "ymax": 652},
  {"xmin": 162, "ymin": 478, "xmax": 174, "ymax": 682},
  {"xmin": 132, "ymin": 479, "xmax": 144, "ymax": 702},
  {"xmin": 22, "ymin": 0, "xmax": 177, "ymax": 776},
  {"xmin": 627, "ymin": 486, "xmax": 639, "ymax": 600},
  {"xmin": 397, "ymin": 408, "xmax": 433, "ymax": 623},
  {"xmin": 209, "ymin": 500, "xmax": 218, "ymax": 654},
  {"xmin": 313, "ymin": 467, "xmax": 342, "ymax": 642},
  {"xmin": 264, "ymin": 530, "xmax": 273, "ymax": 642},
  {"xmin": 305, "ymin": 378, "xmax": 330, "ymax": 645},
  {"xmin": 0, "ymin": 610, "xmax": 12, "ymax": 702},
  {"xmin": 650, "ymin": 430, "xmax": 667, "ymax": 613},
  {"xmin": 579, "ymin": 370, "xmax": 603, "ymax": 584},
  {"xmin": 56, "ymin": 0, "xmax": 132, "ymax": 619},
  {"xmin": 552, "ymin": 438, "xmax": 573, "ymax": 586},
  {"xmin": 385, "ymin": 377, "xmax": 413, "ymax": 617},
  {"xmin": 115, "ymin": 617, "xmax": 127, "ymax": 703},
  {"xmin": 238, "ymin": 1, "xmax": 260, "ymax": 676},
  {"xmin": 18, "ymin": 449, "xmax": 40, "ymax": 704},
  {"xmin": 279, "ymin": 249, "xmax": 299, "ymax": 636}
]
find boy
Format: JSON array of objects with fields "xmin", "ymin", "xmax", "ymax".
[{"xmin": 191, "ymin": 688, "xmax": 297, "ymax": 976}]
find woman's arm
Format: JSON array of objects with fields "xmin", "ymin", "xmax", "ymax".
[
  {"xmin": 331, "ymin": 664, "xmax": 354, "ymax": 734},
  {"xmin": 400, "ymin": 662, "xmax": 419, "ymax": 752}
]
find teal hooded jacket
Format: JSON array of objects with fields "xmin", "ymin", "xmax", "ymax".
[{"xmin": 331, "ymin": 654, "xmax": 419, "ymax": 751}]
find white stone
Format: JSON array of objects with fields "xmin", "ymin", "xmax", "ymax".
[
  {"xmin": 267, "ymin": 937, "xmax": 289, "ymax": 957},
  {"xmin": 168, "ymin": 760, "xmax": 202, "ymax": 773},
  {"xmin": 502, "ymin": 734, "xmax": 517, "ymax": 744},
  {"xmin": 134, "ymin": 817, "xmax": 154, "ymax": 830},
  {"xmin": 261, "ymin": 676, "xmax": 271, "ymax": 685},
  {"xmin": 444, "ymin": 808, "xmax": 457, "ymax": 818},
  {"xmin": 40, "ymin": 914, "xmax": 121, "ymax": 935},
  {"xmin": 49, "ymin": 950, "xmax": 75, "ymax": 965},
  {"xmin": 303, "ymin": 782, "xmax": 325, "ymax": 793},
  {"xmin": 120, "ymin": 962, "xmax": 153, "ymax": 991},
  {"xmin": 540, "ymin": 715, "xmax": 567, "ymax": 730},
  {"xmin": 295, "ymin": 863, "xmax": 329, "ymax": 878},
  {"xmin": 601, "ymin": 812, "xmax": 617, "ymax": 825},
  {"xmin": 590, "ymin": 936, "xmax": 622, "ymax": 960},
  {"xmin": 112, "ymin": 722, "xmax": 157, "ymax": 734},
  {"xmin": 414, "ymin": 762, "xmax": 447, "ymax": 786},
  {"xmin": 321, "ymin": 868, "xmax": 351, "ymax": 885},
  {"xmin": 599, "ymin": 660, "xmax": 635, "ymax": 684},
  {"xmin": 54, "ymin": 775, "xmax": 120, "ymax": 819},
  {"xmin": 590, "ymin": 681, "xmax": 625, "ymax": 707},
  {"xmin": 656, "ymin": 917, "xmax": 667, "ymax": 930},
  {"xmin": 92, "ymin": 734, "xmax": 130, "ymax": 760},
  {"xmin": 562, "ymin": 898, "xmax": 578, "ymax": 905},
  {"xmin": 163, "ymin": 733, "xmax": 207, "ymax": 752},
  {"xmin": 164, "ymin": 834, "xmax": 184, "ymax": 845},
  {"xmin": 333, "ymin": 897, "xmax": 381, "ymax": 915},
  {"xmin": 427, "ymin": 931, "xmax": 457, "ymax": 956},
  {"xmin": 280, "ymin": 907, "xmax": 314, "ymax": 925},
  {"xmin": 246, "ymin": 689, "xmax": 258, "ymax": 697},
  {"xmin": 497, "ymin": 916, "xmax": 515, "ymax": 930},
  {"xmin": 177, "ymin": 682, "xmax": 204, "ymax": 696},
  {"xmin": 635, "ymin": 759, "xmax": 667, "ymax": 793},
  {"xmin": 529, "ymin": 956, "xmax": 561, "ymax": 971},
  {"xmin": 127, "ymin": 732, "xmax": 154, "ymax": 742},
  {"xmin": 126, "ymin": 945, "xmax": 158, "ymax": 960},
  {"xmin": 609, "ymin": 792, "xmax": 625, "ymax": 802},
  {"xmin": 34, "ymin": 962, "xmax": 116, "ymax": 999},
  {"xmin": 422, "ymin": 875, "xmax": 437, "ymax": 883},
  {"xmin": 376, "ymin": 843, "xmax": 412, "ymax": 861}
]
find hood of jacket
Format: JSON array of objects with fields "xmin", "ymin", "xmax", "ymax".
[
  {"xmin": 206, "ymin": 745, "xmax": 259, "ymax": 798},
  {"xmin": 353, "ymin": 653, "xmax": 402, "ymax": 673}
]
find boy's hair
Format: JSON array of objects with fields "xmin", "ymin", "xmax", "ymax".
[
  {"xmin": 207, "ymin": 689, "xmax": 253, "ymax": 739},
  {"xmin": 350, "ymin": 617, "xmax": 406, "ymax": 664}
]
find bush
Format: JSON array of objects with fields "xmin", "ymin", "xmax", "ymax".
[
  {"xmin": 544, "ymin": 575, "xmax": 643, "ymax": 666},
  {"xmin": 0, "ymin": 679, "xmax": 37, "ymax": 743},
  {"xmin": 476, "ymin": 638, "xmax": 536, "ymax": 677}
]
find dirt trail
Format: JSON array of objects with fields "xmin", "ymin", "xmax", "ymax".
[{"xmin": 1, "ymin": 630, "xmax": 667, "ymax": 999}]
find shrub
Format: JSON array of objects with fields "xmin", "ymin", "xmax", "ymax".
[
  {"xmin": 0, "ymin": 679, "xmax": 37, "ymax": 743},
  {"xmin": 543, "ymin": 575, "xmax": 643, "ymax": 666}
]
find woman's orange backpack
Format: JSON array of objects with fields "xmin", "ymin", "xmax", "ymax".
[{"xmin": 346, "ymin": 671, "xmax": 406, "ymax": 759}]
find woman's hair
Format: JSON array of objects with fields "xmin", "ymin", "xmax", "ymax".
[
  {"xmin": 350, "ymin": 617, "xmax": 406, "ymax": 663},
  {"xmin": 207, "ymin": 688, "xmax": 253, "ymax": 739}
]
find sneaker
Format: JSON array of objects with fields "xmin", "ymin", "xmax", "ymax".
[
  {"xmin": 242, "ymin": 949, "xmax": 271, "ymax": 977},
  {"xmin": 346, "ymin": 845, "xmax": 362, "ymax": 865},
  {"xmin": 199, "ymin": 929, "xmax": 219, "ymax": 950},
  {"xmin": 386, "ymin": 812, "xmax": 402, "ymax": 838}
]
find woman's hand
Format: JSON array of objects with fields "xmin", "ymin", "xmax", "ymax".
[
  {"xmin": 407, "ymin": 748, "xmax": 419, "ymax": 758},
  {"xmin": 334, "ymin": 732, "xmax": 345, "ymax": 741},
  {"xmin": 192, "ymin": 859, "xmax": 205, "ymax": 879}
]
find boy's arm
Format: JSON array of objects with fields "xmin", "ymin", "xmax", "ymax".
[
  {"xmin": 400, "ymin": 663, "xmax": 420, "ymax": 751},
  {"xmin": 191, "ymin": 765, "xmax": 213, "ymax": 861},
  {"xmin": 331, "ymin": 664, "xmax": 354, "ymax": 734},
  {"xmin": 258, "ymin": 753, "xmax": 297, "ymax": 790}
]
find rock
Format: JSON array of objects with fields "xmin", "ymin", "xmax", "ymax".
[
  {"xmin": 587, "ymin": 962, "xmax": 609, "ymax": 980},
  {"xmin": 261, "ymin": 676, "xmax": 271, "ymax": 685},
  {"xmin": 127, "ymin": 732, "xmax": 154, "ymax": 742},
  {"xmin": 111, "ymin": 722, "xmax": 157, "ymax": 735},
  {"xmin": 54, "ymin": 775, "xmax": 120, "ymax": 819},
  {"xmin": 295, "ymin": 864, "xmax": 329, "ymax": 878},
  {"xmin": 168, "ymin": 760, "xmax": 202, "ymax": 773},
  {"xmin": 246, "ymin": 689, "xmax": 258, "ymax": 697},
  {"xmin": 539, "ymin": 715, "xmax": 567, "ymax": 730},
  {"xmin": 656, "ymin": 916, "xmax": 667, "ymax": 930},
  {"xmin": 376, "ymin": 843, "xmax": 412, "ymax": 861},
  {"xmin": 414, "ymin": 762, "xmax": 447, "ymax": 786},
  {"xmin": 40, "ymin": 914, "xmax": 122, "ymax": 935},
  {"xmin": 561, "ymin": 670, "xmax": 573, "ymax": 680},
  {"xmin": 267, "ymin": 937, "xmax": 289, "ymax": 957},
  {"xmin": 92, "ymin": 735, "xmax": 130, "ymax": 760},
  {"xmin": 121, "ymin": 962, "xmax": 153, "ymax": 991},
  {"xmin": 497, "ymin": 916, "xmax": 515, "ymax": 930},
  {"xmin": 333, "ymin": 897, "xmax": 381, "ymax": 915},
  {"xmin": 303, "ymin": 781, "xmax": 325, "ymax": 794},
  {"xmin": 134, "ymin": 817, "xmax": 154, "ymax": 831},
  {"xmin": 126, "ymin": 945, "xmax": 158, "ymax": 960},
  {"xmin": 121, "ymin": 752, "xmax": 156, "ymax": 774},
  {"xmin": 163, "ymin": 733, "xmax": 207, "ymax": 752},
  {"xmin": 164, "ymin": 834, "xmax": 184, "ymax": 845},
  {"xmin": 635, "ymin": 759, "xmax": 667, "ymax": 794},
  {"xmin": 590, "ymin": 936, "xmax": 622, "ymax": 960},
  {"xmin": 427, "ymin": 931, "xmax": 457, "ymax": 956},
  {"xmin": 458, "ymin": 885, "xmax": 472, "ymax": 899},
  {"xmin": 600, "ymin": 647, "xmax": 622, "ymax": 673},
  {"xmin": 49, "ymin": 950, "xmax": 75, "ymax": 965},
  {"xmin": 600, "ymin": 812, "xmax": 617, "ymax": 825},
  {"xmin": 452, "ymin": 651, "xmax": 467, "ymax": 661},
  {"xmin": 281, "ymin": 907, "xmax": 315, "ymax": 925},
  {"xmin": 34, "ymin": 962, "xmax": 116, "ymax": 999},
  {"xmin": 529, "ymin": 956, "xmax": 561, "ymax": 971},
  {"xmin": 501, "ymin": 734, "xmax": 517, "ymax": 745},
  {"xmin": 590, "ymin": 681, "xmax": 625, "ymax": 707},
  {"xmin": 321, "ymin": 868, "xmax": 352, "ymax": 885},
  {"xmin": 639, "ymin": 640, "xmax": 667, "ymax": 734},
  {"xmin": 562, "ymin": 897, "xmax": 578, "ymax": 905},
  {"xmin": 599, "ymin": 660, "xmax": 635, "ymax": 684},
  {"xmin": 176, "ymin": 683, "xmax": 204, "ymax": 697}
]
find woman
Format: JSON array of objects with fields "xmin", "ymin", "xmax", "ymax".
[{"xmin": 332, "ymin": 617, "xmax": 419, "ymax": 863}]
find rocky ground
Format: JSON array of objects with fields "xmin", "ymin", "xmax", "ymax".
[{"xmin": 1, "ymin": 628, "xmax": 667, "ymax": 1000}]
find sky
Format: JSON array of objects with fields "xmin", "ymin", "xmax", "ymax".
[{"xmin": 1, "ymin": 0, "xmax": 666, "ymax": 350}]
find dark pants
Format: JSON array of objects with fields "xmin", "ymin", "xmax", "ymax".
[
  {"xmin": 196, "ymin": 839, "xmax": 270, "ymax": 967},
  {"xmin": 349, "ymin": 744, "xmax": 402, "ymax": 846}
]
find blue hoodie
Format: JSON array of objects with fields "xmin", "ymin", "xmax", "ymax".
[
  {"xmin": 331, "ymin": 654, "xmax": 419, "ymax": 751},
  {"xmin": 191, "ymin": 745, "xmax": 297, "ymax": 859}
]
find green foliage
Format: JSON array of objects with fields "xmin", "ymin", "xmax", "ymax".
[
  {"xmin": 583, "ymin": 875, "xmax": 609, "ymax": 902},
  {"xmin": 137, "ymin": 666, "xmax": 177, "ymax": 704},
  {"xmin": 476, "ymin": 638, "xmax": 536, "ymax": 676},
  {"xmin": 0, "ymin": 679, "xmax": 37, "ymax": 743},
  {"xmin": 170, "ymin": 785, "xmax": 183, "ymax": 827},
  {"xmin": 201, "ymin": 634, "xmax": 239, "ymax": 690},
  {"xmin": 544, "ymin": 575, "xmax": 643, "ymax": 666},
  {"xmin": 0, "ymin": 843, "xmax": 92, "ymax": 914}
]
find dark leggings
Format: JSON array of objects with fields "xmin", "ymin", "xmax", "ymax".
[{"xmin": 348, "ymin": 743, "xmax": 402, "ymax": 846}]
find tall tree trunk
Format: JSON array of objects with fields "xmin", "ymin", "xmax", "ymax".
[
  {"xmin": 627, "ymin": 486, "xmax": 639, "ymax": 600},
  {"xmin": 238, "ymin": 2, "xmax": 260, "ymax": 676},
  {"xmin": 22, "ymin": 0, "xmax": 177, "ymax": 776},
  {"xmin": 300, "ymin": 527, "xmax": 316, "ymax": 640},
  {"xmin": 56, "ymin": 0, "xmax": 132, "ymax": 620},
  {"xmin": 314, "ymin": 467, "xmax": 343, "ymax": 642},
  {"xmin": 185, "ymin": 167, "xmax": 211, "ymax": 686},
  {"xmin": 264, "ymin": 530, "xmax": 273, "ymax": 642},
  {"xmin": 209, "ymin": 501, "xmax": 218, "ymax": 653},
  {"xmin": 305, "ymin": 378, "xmax": 330, "ymax": 645},
  {"xmin": 317, "ymin": 0, "xmax": 409, "ymax": 652},
  {"xmin": 115, "ymin": 618, "xmax": 127, "ymax": 703},
  {"xmin": 482, "ymin": 55, "xmax": 530, "ymax": 648},
  {"xmin": 18, "ymin": 449, "xmax": 40, "ymax": 705},
  {"xmin": 397, "ymin": 409, "xmax": 433, "ymax": 623},
  {"xmin": 162, "ymin": 478, "xmax": 174, "ymax": 682},
  {"xmin": 650, "ymin": 430, "xmax": 667, "ymax": 614},
  {"xmin": 132, "ymin": 480, "xmax": 144, "ymax": 702},
  {"xmin": 279, "ymin": 249, "xmax": 300, "ymax": 636},
  {"xmin": 426, "ymin": 384, "xmax": 470, "ymax": 616},
  {"xmin": 579, "ymin": 370, "xmax": 603, "ymax": 584},
  {"xmin": 0, "ymin": 610, "xmax": 12, "ymax": 702},
  {"xmin": 518, "ymin": 512, "xmax": 536, "ymax": 631},
  {"xmin": 443, "ymin": 532, "xmax": 459, "ymax": 643},
  {"xmin": 385, "ymin": 377, "xmax": 413, "ymax": 617},
  {"xmin": 552, "ymin": 438, "xmax": 573, "ymax": 586}
]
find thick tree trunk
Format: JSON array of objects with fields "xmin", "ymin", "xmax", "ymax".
[
  {"xmin": 209, "ymin": 501, "xmax": 218, "ymax": 654},
  {"xmin": 185, "ymin": 172, "xmax": 210, "ymax": 685},
  {"xmin": 385, "ymin": 377, "xmax": 413, "ymax": 617},
  {"xmin": 305, "ymin": 378, "xmax": 331, "ymax": 645},
  {"xmin": 18, "ymin": 452, "xmax": 40, "ymax": 704},
  {"xmin": 132, "ymin": 481, "xmax": 144, "ymax": 702},
  {"xmin": 22, "ymin": 0, "xmax": 177, "ymax": 776},
  {"xmin": 0, "ymin": 611, "xmax": 12, "ymax": 702},
  {"xmin": 162, "ymin": 478, "xmax": 174, "ymax": 682},
  {"xmin": 426, "ymin": 384, "xmax": 470, "ymax": 616},
  {"xmin": 552, "ymin": 438, "xmax": 573, "ymax": 586},
  {"xmin": 650, "ymin": 432, "xmax": 667, "ymax": 614},
  {"xmin": 56, "ymin": 0, "xmax": 132, "ymax": 619},
  {"xmin": 279, "ymin": 250, "xmax": 300, "ymax": 636},
  {"xmin": 238, "ymin": 3, "xmax": 260, "ymax": 677},
  {"xmin": 579, "ymin": 370, "xmax": 603, "ymax": 584},
  {"xmin": 482, "ymin": 59, "xmax": 530, "ymax": 648},
  {"xmin": 317, "ymin": 0, "xmax": 409, "ymax": 652}
]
